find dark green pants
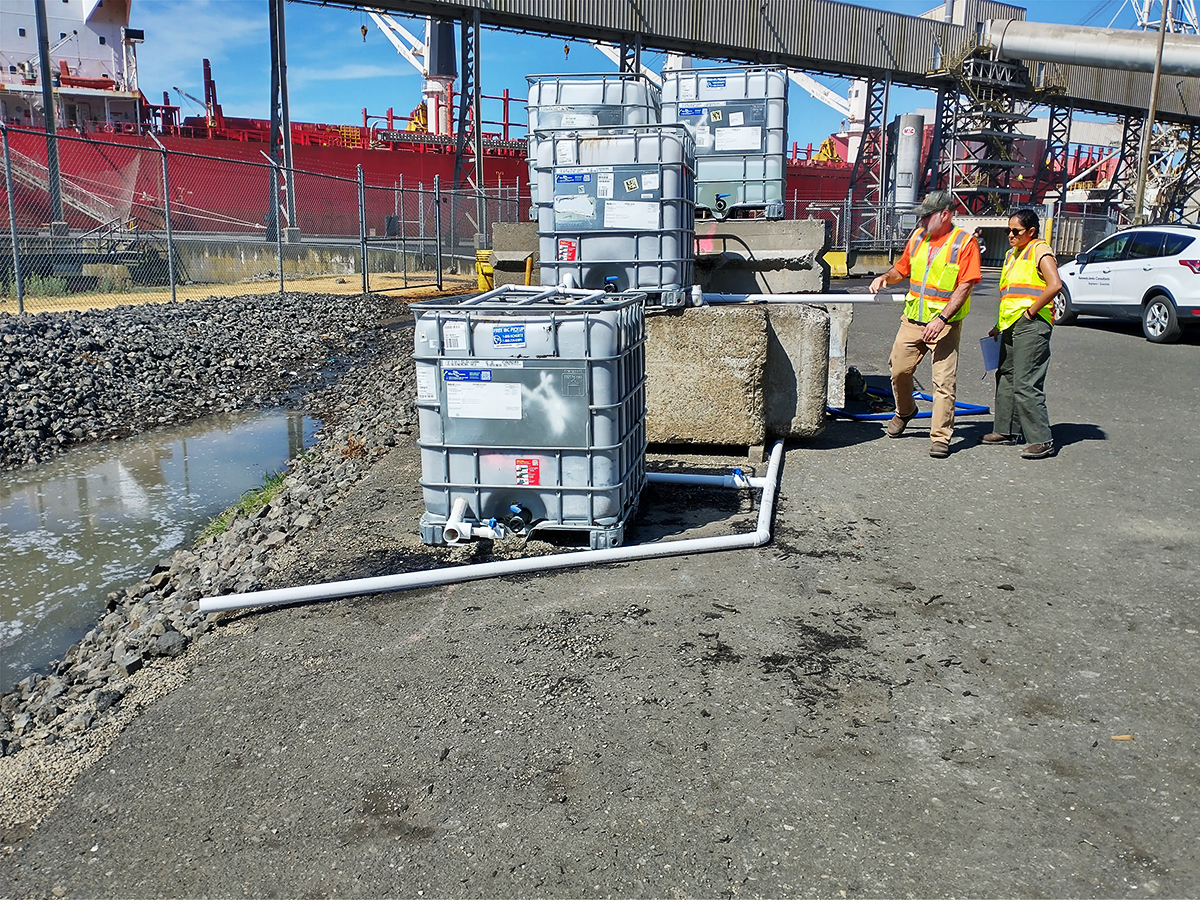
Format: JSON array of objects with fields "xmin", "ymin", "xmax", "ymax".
[{"xmin": 993, "ymin": 315, "xmax": 1053, "ymax": 444}]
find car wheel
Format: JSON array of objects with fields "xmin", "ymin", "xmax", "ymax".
[
  {"xmin": 1142, "ymin": 295, "xmax": 1183, "ymax": 343},
  {"xmin": 1053, "ymin": 287, "xmax": 1077, "ymax": 325}
]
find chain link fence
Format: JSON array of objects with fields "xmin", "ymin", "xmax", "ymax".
[{"xmin": 2, "ymin": 124, "xmax": 524, "ymax": 313}]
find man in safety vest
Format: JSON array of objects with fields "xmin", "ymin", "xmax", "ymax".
[{"xmin": 869, "ymin": 190, "xmax": 982, "ymax": 459}]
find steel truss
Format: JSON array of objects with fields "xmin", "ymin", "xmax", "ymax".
[
  {"xmin": 1101, "ymin": 114, "xmax": 1144, "ymax": 217},
  {"xmin": 845, "ymin": 77, "xmax": 889, "ymax": 248},
  {"xmin": 1159, "ymin": 123, "xmax": 1200, "ymax": 222},
  {"xmin": 452, "ymin": 9, "xmax": 486, "ymax": 244},
  {"xmin": 948, "ymin": 54, "xmax": 1037, "ymax": 215},
  {"xmin": 1030, "ymin": 103, "xmax": 1072, "ymax": 206}
]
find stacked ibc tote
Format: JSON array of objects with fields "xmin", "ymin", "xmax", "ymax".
[
  {"xmin": 661, "ymin": 66, "xmax": 788, "ymax": 220},
  {"xmin": 527, "ymin": 73, "xmax": 695, "ymax": 308}
]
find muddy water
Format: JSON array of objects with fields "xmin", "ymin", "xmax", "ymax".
[{"xmin": 0, "ymin": 410, "xmax": 318, "ymax": 691}]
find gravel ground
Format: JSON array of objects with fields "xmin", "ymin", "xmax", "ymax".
[{"xmin": 1, "ymin": 282, "xmax": 1199, "ymax": 897}]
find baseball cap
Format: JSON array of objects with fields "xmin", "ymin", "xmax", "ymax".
[{"xmin": 913, "ymin": 190, "xmax": 954, "ymax": 219}]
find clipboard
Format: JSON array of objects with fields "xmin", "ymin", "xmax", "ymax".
[{"xmin": 980, "ymin": 335, "xmax": 1000, "ymax": 379}]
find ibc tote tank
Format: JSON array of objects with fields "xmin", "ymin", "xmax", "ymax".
[
  {"xmin": 525, "ymin": 73, "xmax": 662, "ymax": 214},
  {"xmin": 661, "ymin": 66, "xmax": 788, "ymax": 218},
  {"xmin": 534, "ymin": 124, "xmax": 695, "ymax": 307}
]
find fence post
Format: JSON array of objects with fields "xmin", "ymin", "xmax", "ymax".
[
  {"xmin": 399, "ymin": 173, "xmax": 407, "ymax": 286},
  {"xmin": 2, "ymin": 124, "xmax": 25, "ymax": 314},
  {"xmin": 158, "ymin": 145, "xmax": 176, "ymax": 303},
  {"xmin": 358, "ymin": 164, "xmax": 368, "ymax": 296},
  {"xmin": 275, "ymin": 160, "xmax": 285, "ymax": 296},
  {"xmin": 434, "ymin": 174, "xmax": 443, "ymax": 291}
]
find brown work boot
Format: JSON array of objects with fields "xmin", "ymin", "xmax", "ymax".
[
  {"xmin": 1021, "ymin": 442, "xmax": 1055, "ymax": 460},
  {"xmin": 981, "ymin": 432, "xmax": 1017, "ymax": 445},
  {"xmin": 886, "ymin": 410, "xmax": 918, "ymax": 438},
  {"xmin": 929, "ymin": 441, "xmax": 950, "ymax": 459}
]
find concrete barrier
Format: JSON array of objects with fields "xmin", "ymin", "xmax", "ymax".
[
  {"xmin": 646, "ymin": 307, "xmax": 768, "ymax": 447},
  {"xmin": 491, "ymin": 222, "xmax": 540, "ymax": 287},
  {"xmin": 694, "ymin": 219, "xmax": 829, "ymax": 294},
  {"xmin": 646, "ymin": 303, "xmax": 836, "ymax": 448}
]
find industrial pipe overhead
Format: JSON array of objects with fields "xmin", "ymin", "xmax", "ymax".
[{"xmin": 981, "ymin": 18, "xmax": 1200, "ymax": 76}]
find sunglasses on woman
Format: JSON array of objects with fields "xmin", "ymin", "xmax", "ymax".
[{"xmin": 1009, "ymin": 227, "xmax": 1028, "ymax": 236}]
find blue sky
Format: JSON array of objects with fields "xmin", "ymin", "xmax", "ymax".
[{"xmin": 132, "ymin": 0, "xmax": 1142, "ymax": 147}]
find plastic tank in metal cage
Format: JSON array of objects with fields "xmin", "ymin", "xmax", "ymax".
[
  {"xmin": 661, "ymin": 66, "xmax": 788, "ymax": 219},
  {"xmin": 412, "ymin": 285, "xmax": 647, "ymax": 550},
  {"xmin": 525, "ymin": 72, "xmax": 662, "ymax": 213},
  {"xmin": 533, "ymin": 125, "xmax": 694, "ymax": 307}
]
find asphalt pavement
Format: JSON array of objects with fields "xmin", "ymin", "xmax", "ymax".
[{"xmin": 2, "ymin": 277, "xmax": 1198, "ymax": 899}]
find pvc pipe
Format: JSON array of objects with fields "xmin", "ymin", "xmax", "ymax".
[
  {"xmin": 198, "ymin": 441, "xmax": 785, "ymax": 614},
  {"xmin": 647, "ymin": 471, "xmax": 760, "ymax": 489},
  {"xmin": 702, "ymin": 293, "xmax": 893, "ymax": 304},
  {"xmin": 441, "ymin": 497, "xmax": 469, "ymax": 544}
]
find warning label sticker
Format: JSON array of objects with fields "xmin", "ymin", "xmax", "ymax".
[{"xmin": 516, "ymin": 458, "xmax": 541, "ymax": 486}]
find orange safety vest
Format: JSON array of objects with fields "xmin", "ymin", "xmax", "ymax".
[
  {"xmin": 998, "ymin": 239, "xmax": 1054, "ymax": 330},
  {"xmin": 903, "ymin": 225, "xmax": 972, "ymax": 324}
]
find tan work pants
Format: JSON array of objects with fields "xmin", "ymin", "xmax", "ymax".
[{"xmin": 889, "ymin": 317, "xmax": 962, "ymax": 443}]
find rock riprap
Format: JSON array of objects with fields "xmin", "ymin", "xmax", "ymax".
[{"xmin": 0, "ymin": 292, "xmax": 419, "ymax": 765}]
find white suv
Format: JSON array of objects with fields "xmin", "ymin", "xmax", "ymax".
[{"xmin": 1055, "ymin": 224, "xmax": 1200, "ymax": 343}]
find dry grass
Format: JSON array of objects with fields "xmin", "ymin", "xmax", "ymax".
[{"xmin": 2, "ymin": 272, "xmax": 480, "ymax": 315}]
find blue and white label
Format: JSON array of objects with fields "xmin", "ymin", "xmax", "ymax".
[
  {"xmin": 443, "ymin": 368, "xmax": 493, "ymax": 382},
  {"xmin": 706, "ymin": 77, "xmax": 727, "ymax": 89},
  {"xmin": 679, "ymin": 106, "xmax": 706, "ymax": 118},
  {"xmin": 556, "ymin": 172, "xmax": 592, "ymax": 184},
  {"xmin": 493, "ymin": 325, "xmax": 526, "ymax": 347}
]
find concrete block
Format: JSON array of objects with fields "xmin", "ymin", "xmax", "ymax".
[
  {"xmin": 645, "ymin": 307, "xmax": 768, "ymax": 446},
  {"xmin": 809, "ymin": 303, "xmax": 853, "ymax": 410},
  {"xmin": 763, "ymin": 304, "xmax": 831, "ymax": 439},
  {"xmin": 491, "ymin": 222, "xmax": 540, "ymax": 287},
  {"xmin": 694, "ymin": 218, "xmax": 829, "ymax": 294}
]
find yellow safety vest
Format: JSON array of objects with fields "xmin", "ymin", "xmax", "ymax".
[
  {"xmin": 904, "ymin": 225, "xmax": 972, "ymax": 324},
  {"xmin": 998, "ymin": 239, "xmax": 1054, "ymax": 330}
]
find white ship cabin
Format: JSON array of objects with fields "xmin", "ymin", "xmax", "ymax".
[{"xmin": 0, "ymin": 0, "xmax": 143, "ymax": 131}]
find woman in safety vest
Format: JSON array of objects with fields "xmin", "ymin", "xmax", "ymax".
[{"xmin": 982, "ymin": 209, "xmax": 1062, "ymax": 459}]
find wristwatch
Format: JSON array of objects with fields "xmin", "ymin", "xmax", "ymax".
[{"xmin": 936, "ymin": 313, "xmax": 949, "ymax": 324}]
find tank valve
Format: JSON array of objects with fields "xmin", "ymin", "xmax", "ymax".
[{"xmin": 507, "ymin": 503, "xmax": 533, "ymax": 533}]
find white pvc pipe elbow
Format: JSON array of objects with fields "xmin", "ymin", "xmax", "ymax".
[
  {"xmin": 199, "ymin": 442, "xmax": 784, "ymax": 615},
  {"xmin": 441, "ymin": 497, "xmax": 469, "ymax": 544}
]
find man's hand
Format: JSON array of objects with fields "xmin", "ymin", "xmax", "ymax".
[
  {"xmin": 921, "ymin": 318, "xmax": 946, "ymax": 343},
  {"xmin": 870, "ymin": 272, "xmax": 892, "ymax": 293}
]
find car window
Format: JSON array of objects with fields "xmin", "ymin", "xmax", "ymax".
[
  {"xmin": 1126, "ymin": 231, "xmax": 1165, "ymax": 259},
  {"xmin": 1163, "ymin": 233, "xmax": 1196, "ymax": 256},
  {"xmin": 1088, "ymin": 234, "xmax": 1132, "ymax": 262}
]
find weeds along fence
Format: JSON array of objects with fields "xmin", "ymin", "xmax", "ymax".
[{"xmin": 1, "ymin": 123, "xmax": 525, "ymax": 312}]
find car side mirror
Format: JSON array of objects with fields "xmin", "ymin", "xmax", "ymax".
[{"xmin": 1075, "ymin": 252, "xmax": 1089, "ymax": 265}]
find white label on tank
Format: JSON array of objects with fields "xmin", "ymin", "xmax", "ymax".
[
  {"xmin": 416, "ymin": 366, "xmax": 437, "ymax": 402},
  {"xmin": 560, "ymin": 113, "xmax": 599, "ymax": 127},
  {"xmin": 597, "ymin": 172, "xmax": 614, "ymax": 198},
  {"xmin": 641, "ymin": 172, "xmax": 660, "ymax": 191},
  {"xmin": 679, "ymin": 81, "xmax": 696, "ymax": 101},
  {"xmin": 446, "ymin": 382, "xmax": 522, "ymax": 419},
  {"xmin": 554, "ymin": 193, "xmax": 596, "ymax": 220},
  {"xmin": 604, "ymin": 200, "xmax": 660, "ymax": 230},
  {"xmin": 442, "ymin": 320, "xmax": 467, "ymax": 351},
  {"xmin": 456, "ymin": 359, "xmax": 523, "ymax": 369},
  {"xmin": 555, "ymin": 142, "xmax": 577, "ymax": 165},
  {"xmin": 715, "ymin": 126, "xmax": 762, "ymax": 152},
  {"xmin": 729, "ymin": 111, "xmax": 745, "ymax": 127}
]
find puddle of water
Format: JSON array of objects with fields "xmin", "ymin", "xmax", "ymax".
[{"xmin": 1, "ymin": 410, "xmax": 318, "ymax": 691}]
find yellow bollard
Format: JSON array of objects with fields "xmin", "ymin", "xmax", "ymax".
[{"xmin": 475, "ymin": 250, "xmax": 494, "ymax": 291}]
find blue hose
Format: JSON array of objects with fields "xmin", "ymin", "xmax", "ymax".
[{"xmin": 828, "ymin": 390, "xmax": 989, "ymax": 421}]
